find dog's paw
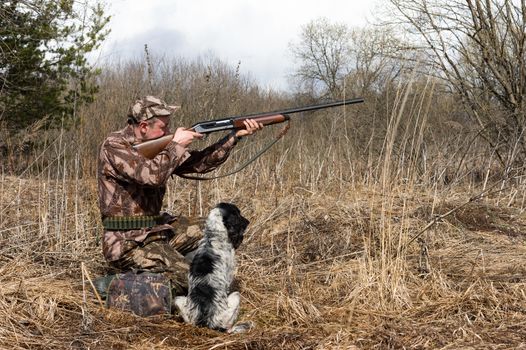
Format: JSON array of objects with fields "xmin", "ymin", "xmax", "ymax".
[
  {"xmin": 173, "ymin": 296, "xmax": 190, "ymax": 323},
  {"xmin": 227, "ymin": 321, "xmax": 255, "ymax": 334}
]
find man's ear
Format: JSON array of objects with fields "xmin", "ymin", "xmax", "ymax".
[{"xmin": 138, "ymin": 121, "xmax": 149, "ymax": 134}]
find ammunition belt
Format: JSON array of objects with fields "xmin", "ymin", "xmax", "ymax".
[{"xmin": 102, "ymin": 215, "xmax": 165, "ymax": 230}]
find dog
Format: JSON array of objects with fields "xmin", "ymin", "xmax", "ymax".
[{"xmin": 174, "ymin": 203, "xmax": 250, "ymax": 332}]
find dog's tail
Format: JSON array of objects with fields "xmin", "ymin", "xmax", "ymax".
[{"xmin": 189, "ymin": 282, "xmax": 218, "ymax": 327}]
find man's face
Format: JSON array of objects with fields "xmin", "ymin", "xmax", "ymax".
[{"xmin": 140, "ymin": 116, "xmax": 171, "ymax": 141}]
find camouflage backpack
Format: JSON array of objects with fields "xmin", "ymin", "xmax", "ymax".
[{"xmin": 105, "ymin": 271, "xmax": 172, "ymax": 317}]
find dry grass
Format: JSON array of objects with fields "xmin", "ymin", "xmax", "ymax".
[{"xmin": 1, "ymin": 172, "xmax": 525, "ymax": 349}]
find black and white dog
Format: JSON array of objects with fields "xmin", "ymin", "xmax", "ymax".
[{"xmin": 175, "ymin": 203, "xmax": 250, "ymax": 332}]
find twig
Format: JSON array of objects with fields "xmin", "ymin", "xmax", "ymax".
[
  {"xmin": 81, "ymin": 262, "xmax": 104, "ymax": 308},
  {"xmin": 208, "ymin": 340, "xmax": 237, "ymax": 349},
  {"xmin": 144, "ymin": 44, "xmax": 154, "ymax": 94}
]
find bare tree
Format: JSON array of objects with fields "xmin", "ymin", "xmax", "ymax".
[
  {"xmin": 289, "ymin": 17, "xmax": 353, "ymax": 99},
  {"xmin": 385, "ymin": 0, "xmax": 526, "ymax": 167},
  {"xmin": 289, "ymin": 18, "xmax": 404, "ymax": 99},
  {"xmin": 345, "ymin": 27, "xmax": 404, "ymax": 95}
]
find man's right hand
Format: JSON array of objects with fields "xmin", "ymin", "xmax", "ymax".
[{"xmin": 172, "ymin": 127, "xmax": 204, "ymax": 147}]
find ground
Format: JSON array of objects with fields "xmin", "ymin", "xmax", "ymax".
[{"xmin": 0, "ymin": 176, "xmax": 525, "ymax": 349}]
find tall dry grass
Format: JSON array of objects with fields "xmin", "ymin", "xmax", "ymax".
[{"xmin": 0, "ymin": 56, "xmax": 525, "ymax": 349}]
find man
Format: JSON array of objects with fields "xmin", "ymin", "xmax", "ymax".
[{"xmin": 97, "ymin": 95, "xmax": 263, "ymax": 295}]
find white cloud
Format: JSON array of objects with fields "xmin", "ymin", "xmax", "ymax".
[{"xmin": 93, "ymin": 0, "xmax": 378, "ymax": 90}]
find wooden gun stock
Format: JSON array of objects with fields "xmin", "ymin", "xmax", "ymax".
[
  {"xmin": 231, "ymin": 114, "xmax": 288, "ymax": 129},
  {"xmin": 133, "ymin": 134, "xmax": 174, "ymax": 159}
]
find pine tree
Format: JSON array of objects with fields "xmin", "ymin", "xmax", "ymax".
[{"xmin": 0, "ymin": 0, "xmax": 109, "ymax": 130}]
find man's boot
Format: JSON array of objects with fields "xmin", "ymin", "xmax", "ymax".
[{"xmin": 92, "ymin": 274, "xmax": 116, "ymax": 299}]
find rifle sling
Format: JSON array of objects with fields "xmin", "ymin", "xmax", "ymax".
[{"xmin": 179, "ymin": 120, "xmax": 291, "ymax": 181}]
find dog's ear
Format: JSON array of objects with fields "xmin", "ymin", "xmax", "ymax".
[{"xmin": 217, "ymin": 203, "xmax": 249, "ymax": 249}]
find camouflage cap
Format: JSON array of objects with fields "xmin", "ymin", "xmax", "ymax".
[{"xmin": 127, "ymin": 96, "xmax": 180, "ymax": 123}]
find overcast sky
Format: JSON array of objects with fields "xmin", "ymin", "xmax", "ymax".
[{"xmin": 92, "ymin": 0, "xmax": 380, "ymax": 91}]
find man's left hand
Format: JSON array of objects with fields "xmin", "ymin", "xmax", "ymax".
[{"xmin": 235, "ymin": 119, "xmax": 264, "ymax": 138}]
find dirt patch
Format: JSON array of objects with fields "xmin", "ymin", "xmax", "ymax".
[{"xmin": 413, "ymin": 201, "xmax": 526, "ymax": 239}]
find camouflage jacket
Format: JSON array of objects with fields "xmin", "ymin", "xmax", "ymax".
[{"xmin": 97, "ymin": 125, "xmax": 236, "ymax": 261}]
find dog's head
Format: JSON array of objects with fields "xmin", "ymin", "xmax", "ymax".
[{"xmin": 207, "ymin": 203, "xmax": 249, "ymax": 249}]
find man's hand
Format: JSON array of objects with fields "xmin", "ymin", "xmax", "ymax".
[
  {"xmin": 235, "ymin": 119, "xmax": 264, "ymax": 138},
  {"xmin": 172, "ymin": 127, "xmax": 204, "ymax": 147}
]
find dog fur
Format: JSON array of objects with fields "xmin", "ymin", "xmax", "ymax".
[{"xmin": 174, "ymin": 203, "xmax": 249, "ymax": 332}]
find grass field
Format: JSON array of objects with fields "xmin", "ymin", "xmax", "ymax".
[{"xmin": 1, "ymin": 165, "xmax": 525, "ymax": 349}]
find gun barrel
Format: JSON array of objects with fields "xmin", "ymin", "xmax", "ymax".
[{"xmin": 236, "ymin": 97, "xmax": 365, "ymax": 120}]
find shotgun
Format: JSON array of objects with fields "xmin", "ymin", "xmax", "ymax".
[{"xmin": 134, "ymin": 97, "xmax": 364, "ymax": 159}]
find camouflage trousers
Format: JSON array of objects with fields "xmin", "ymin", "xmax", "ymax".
[{"xmin": 108, "ymin": 217, "xmax": 204, "ymax": 295}]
